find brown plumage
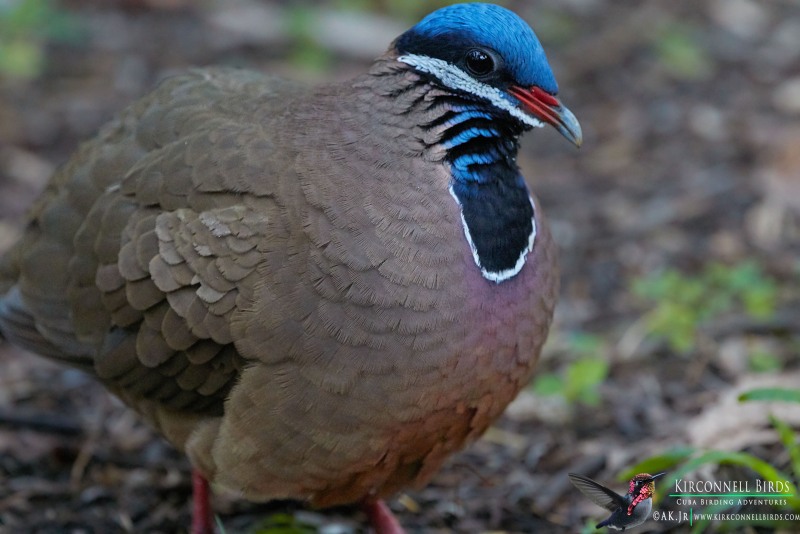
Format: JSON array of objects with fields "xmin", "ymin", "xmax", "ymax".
[{"xmin": 0, "ymin": 3, "xmax": 577, "ymax": 529}]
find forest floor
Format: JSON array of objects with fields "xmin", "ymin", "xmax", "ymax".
[{"xmin": 1, "ymin": 0, "xmax": 799, "ymax": 532}]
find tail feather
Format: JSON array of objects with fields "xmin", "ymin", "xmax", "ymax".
[{"xmin": 0, "ymin": 285, "xmax": 95, "ymax": 371}]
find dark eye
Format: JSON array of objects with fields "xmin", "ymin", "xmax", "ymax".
[{"xmin": 465, "ymin": 49, "xmax": 494, "ymax": 76}]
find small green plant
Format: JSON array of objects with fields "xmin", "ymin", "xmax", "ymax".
[
  {"xmin": 652, "ymin": 22, "xmax": 713, "ymax": 80},
  {"xmin": 624, "ymin": 387, "xmax": 800, "ymax": 532},
  {"xmin": 748, "ymin": 348, "xmax": 782, "ymax": 373},
  {"xmin": 251, "ymin": 512, "xmax": 318, "ymax": 534},
  {"xmin": 633, "ymin": 261, "xmax": 778, "ymax": 353},
  {"xmin": 286, "ymin": 6, "xmax": 334, "ymax": 73},
  {"xmin": 532, "ymin": 333, "xmax": 609, "ymax": 406},
  {"xmin": 0, "ymin": 0, "xmax": 81, "ymax": 81}
]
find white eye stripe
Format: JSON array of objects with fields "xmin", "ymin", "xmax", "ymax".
[{"xmin": 397, "ymin": 54, "xmax": 544, "ymax": 129}]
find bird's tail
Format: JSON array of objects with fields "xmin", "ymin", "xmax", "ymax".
[
  {"xmin": 0, "ymin": 245, "xmax": 95, "ymax": 371},
  {"xmin": 596, "ymin": 518, "xmax": 623, "ymax": 530},
  {"xmin": 0, "ymin": 285, "xmax": 95, "ymax": 371},
  {"xmin": 0, "ymin": 249, "xmax": 17, "ymax": 342}
]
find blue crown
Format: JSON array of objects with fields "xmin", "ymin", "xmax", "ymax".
[{"xmin": 400, "ymin": 3, "xmax": 558, "ymax": 93}]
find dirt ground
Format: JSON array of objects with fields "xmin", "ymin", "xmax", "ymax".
[{"xmin": 1, "ymin": 0, "xmax": 799, "ymax": 532}]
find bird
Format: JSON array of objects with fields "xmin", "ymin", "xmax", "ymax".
[
  {"xmin": 0, "ymin": 3, "xmax": 581, "ymax": 533},
  {"xmin": 569, "ymin": 472, "xmax": 666, "ymax": 531}
]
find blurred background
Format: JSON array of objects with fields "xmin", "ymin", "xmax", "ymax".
[{"xmin": 0, "ymin": 0, "xmax": 798, "ymax": 532}]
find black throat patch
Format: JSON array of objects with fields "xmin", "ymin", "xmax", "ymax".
[
  {"xmin": 449, "ymin": 170, "xmax": 535, "ymax": 282},
  {"xmin": 424, "ymin": 97, "xmax": 536, "ymax": 282}
]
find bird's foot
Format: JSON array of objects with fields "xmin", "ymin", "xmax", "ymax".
[
  {"xmin": 362, "ymin": 499, "xmax": 406, "ymax": 534},
  {"xmin": 191, "ymin": 469, "xmax": 214, "ymax": 534}
]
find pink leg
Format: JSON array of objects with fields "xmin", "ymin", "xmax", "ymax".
[
  {"xmin": 362, "ymin": 499, "xmax": 406, "ymax": 534},
  {"xmin": 191, "ymin": 469, "xmax": 214, "ymax": 534}
]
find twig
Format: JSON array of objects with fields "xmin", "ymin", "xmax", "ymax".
[
  {"xmin": 0, "ymin": 409, "xmax": 83, "ymax": 436},
  {"xmin": 702, "ymin": 311, "xmax": 800, "ymax": 338}
]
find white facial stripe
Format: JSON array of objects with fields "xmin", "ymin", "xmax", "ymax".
[
  {"xmin": 398, "ymin": 53, "xmax": 545, "ymax": 129},
  {"xmin": 448, "ymin": 185, "xmax": 537, "ymax": 283}
]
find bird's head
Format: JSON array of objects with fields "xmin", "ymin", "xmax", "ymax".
[
  {"xmin": 625, "ymin": 472, "xmax": 664, "ymax": 516},
  {"xmin": 627, "ymin": 472, "xmax": 665, "ymax": 510},
  {"xmin": 393, "ymin": 2, "xmax": 582, "ymax": 147}
]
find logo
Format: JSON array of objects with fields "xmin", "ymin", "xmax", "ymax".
[
  {"xmin": 570, "ymin": 470, "xmax": 800, "ymax": 530},
  {"xmin": 568, "ymin": 472, "xmax": 664, "ymax": 530}
]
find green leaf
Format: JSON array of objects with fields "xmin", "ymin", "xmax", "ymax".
[
  {"xmin": 531, "ymin": 373, "xmax": 563, "ymax": 397},
  {"xmin": 769, "ymin": 415, "xmax": 800, "ymax": 479},
  {"xmin": 0, "ymin": 38, "xmax": 43, "ymax": 79},
  {"xmin": 738, "ymin": 388, "xmax": 800, "ymax": 404},
  {"xmin": 618, "ymin": 446, "xmax": 695, "ymax": 483},
  {"xmin": 564, "ymin": 356, "xmax": 608, "ymax": 404},
  {"xmin": 578, "ymin": 388, "xmax": 601, "ymax": 407},
  {"xmin": 654, "ymin": 24, "xmax": 713, "ymax": 80},
  {"xmin": 634, "ymin": 260, "xmax": 779, "ymax": 355},
  {"xmin": 285, "ymin": 7, "xmax": 332, "ymax": 73},
  {"xmin": 566, "ymin": 332, "xmax": 604, "ymax": 358},
  {"xmin": 748, "ymin": 350, "xmax": 782, "ymax": 373},
  {"xmin": 743, "ymin": 286, "xmax": 777, "ymax": 318},
  {"xmin": 251, "ymin": 512, "xmax": 318, "ymax": 534},
  {"xmin": 567, "ymin": 357, "xmax": 608, "ymax": 386}
]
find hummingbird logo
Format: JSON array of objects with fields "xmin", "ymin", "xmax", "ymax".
[{"xmin": 569, "ymin": 472, "xmax": 665, "ymax": 531}]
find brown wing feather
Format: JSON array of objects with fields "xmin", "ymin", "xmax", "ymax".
[{"xmin": 0, "ymin": 68, "xmax": 293, "ymax": 415}]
